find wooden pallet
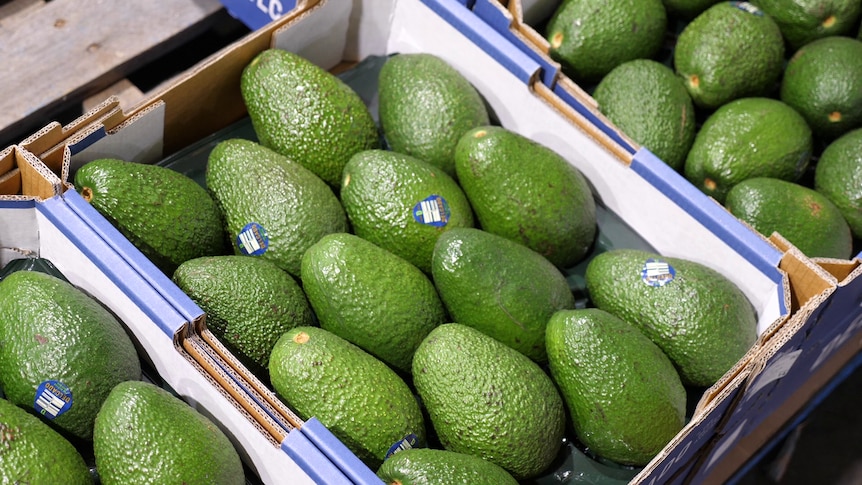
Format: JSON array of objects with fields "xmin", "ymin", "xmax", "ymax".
[{"xmin": 0, "ymin": 0, "xmax": 238, "ymax": 148}]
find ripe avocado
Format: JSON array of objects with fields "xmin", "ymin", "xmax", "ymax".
[
  {"xmin": 0, "ymin": 271, "xmax": 141, "ymax": 440},
  {"xmin": 241, "ymin": 48, "xmax": 379, "ymax": 187},
  {"xmin": 585, "ymin": 249, "xmax": 758, "ymax": 387},
  {"xmin": 74, "ymin": 158, "xmax": 228, "ymax": 276},
  {"xmin": 412, "ymin": 323, "xmax": 566, "ymax": 480},
  {"xmin": 780, "ymin": 36, "xmax": 862, "ymax": 142},
  {"xmin": 172, "ymin": 255, "xmax": 315, "ymax": 372},
  {"xmin": 377, "ymin": 448, "xmax": 519, "ymax": 485},
  {"xmin": 0, "ymin": 397, "xmax": 92, "ymax": 484},
  {"xmin": 593, "ymin": 59, "xmax": 697, "ymax": 171},
  {"xmin": 431, "ymin": 227, "xmax": 575, "ymax": 363},
  {"xmin": 545, "ymin": 0, "xmax": 668, "ymax": 83},
  {"xmin": 269, "ymin": 326, "xmax": 426, "ymax": 469},
  {"xmin": 546, "ymin": 308, "xmax": 687, "ymax": 466},
  {"xmin": 300, "ymin": 232, "xmax": 446, "ymax": 375},
  {"xmin": 814, "ymin": 127, "xmax": 862, "ymax": 239},
  {"xmin": 750, "ymin": 0, "xmax": 862, "ymax": 49},
  {"xmin": 726, "ymin": 177, "xmax": 853, "ymax": 259},
  {"xmin": 339, "ymin": 149, "xmax": 474, "ymax": 274},
  {"xmin": 453, "ymin": 126, "xmax": 596, "ymax": 268},
  {"xmin": 378, "ymin": 53, "xmax": 489, "ymax": 177},
  {"xmin": 93, "ymin": 380, "xmax": 244, "ymax": 485},
  {"xmin": 674, "ymin": 2, "xmax": 785, "ymax": 109},
  {"xmin": 684, "ymin": 97, "xmax": 813, "ymax": 204},
  {"xmin": 206, "ymin": 138, "xmax": 348, "ymax": 278}
]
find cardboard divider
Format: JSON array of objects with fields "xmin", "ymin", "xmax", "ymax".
[{"xmin": 7, "ymin": 0, "xmax": 843, "ymax": 483}]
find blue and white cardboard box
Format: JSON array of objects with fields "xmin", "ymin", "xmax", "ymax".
[{"xmin": 20, "ymin": 0, "xmax": 839, "ymax": 483}]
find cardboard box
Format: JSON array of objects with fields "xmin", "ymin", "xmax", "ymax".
[{"xmin": 14, "ymin": 0, "xmax": 839, "ymax": 483}]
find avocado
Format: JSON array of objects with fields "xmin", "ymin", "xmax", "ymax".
[
  {"xmin": 412, "ymin": 323, "xmax": 566, "ymax": 480},
  {"xmin": 378, "ymin": 53, "xmax": 489, "ymax": 177},
  {"xmin": 453, "ymin": 126, "xmax": 596, "ymax": 268},
  {"xmin": 0, "ymin": 271, "xmax": 141, "ymax": 440},
  {"xmin": 593, "ymin": 59, "xmax": 696, "ymax": 171},
  {"xmin": 269, "ymin": 326, "xmax": 426, "ymax": 469},
  {"xmin": 674, "ymin": 2, "xmax": 785, "ymax": 109},
  {"xmin": 684, "ymin": 97, "xmax": 813, "ymax": 204},
  {"xmin": 0, "ymin": 397, "xmax": 92, "ymax": 484},
  {"xmin": 431, "ymin": 227, "xmax": 575, "ymax": 363},
  {"xmin": 726, "ymin": 177, "xmax": 853, "ymax": 259},
  {"xmin": 377, "ymin": 448, "xmax": 519, "ymax": 485},
  {"xmin": 93, "ymin": 380, "xmax": 244, "ymax": 485},
  {"xmin": 585, "ymin": 249, "xmax": 758, "ymax": 387},
  {"xmin": 172, "ymin": 255, "xmax": 315, "ymax": 372},
  {"xmin": 815, "ymin": 127, "xmax": 862, "ymax": 239},
  {"xmin": 300, "ymin": 232, "xmax": 446, "ymax": 375},
  {"xmin": 661, "ymin": 0, "xmax": 722, "ymax": 19},
  {"xmin": 339, "ymin": 149, "xmax": 474, "ymax": 274},
  {"xmin": 74, "ymin": 158, "xmax": 228, "ymax": 276},
  {"xmin": 546, "ymin": 0, "xmax": 668, "ymax": 83},
  {"xmin": 780, "ymin": 35, "xmax": 862, "ymax": 142},
  {"xmin": 206, "ymin": 138, "xmax": 348, "ymax": 278},
  {"xmin": 546, "ymin": 308, "xmax": 687, "ymax": 466},
  {"xmin": 241, "ymin": 48, "xmax": 379, "ymax": 187},
  {"xmin": 750, "ymin": 0, "xmax": 862, "ymax": 49}
]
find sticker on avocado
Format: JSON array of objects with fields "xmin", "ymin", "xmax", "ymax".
[
  {"xmin": 641, "ymin": 258, "xmax": 675, "ymax": 287},
  {"xmin": 385, "ymin": 433, "xmax": 419, "ymax": 460},
  {"xmin": 237, "ymin": 222, "xmax": 269, "ymax": 256},
  {"xmin": 412, "ymin": 195, "xmax": 451, "ymax": 227},
  {"xmin": 33, "ymin": 380, "xmax": 72, "ymax": 419},
  {"xmin": 730, "ymin": 1, "xmax": 763, "ymax": 15}
]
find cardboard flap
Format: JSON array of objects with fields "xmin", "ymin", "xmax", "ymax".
[
  {"xmin": 0, "ymin": 146, "xmax": 21, "ymax": 196},
  {"xmin": 17, "ymin": 146, "xmax": 62, "ymax": 200}
]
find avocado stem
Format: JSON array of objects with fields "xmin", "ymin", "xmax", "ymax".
[
  {"xmin": 293, "ymin": 332, "xmax": 310, "ymax": 344},
  {"xmin": 80, "ymin": 187, "xmax": 94, "ymax": 203}
]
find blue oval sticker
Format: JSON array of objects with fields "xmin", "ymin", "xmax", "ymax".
[
  {"xmin": 236, "ymin": 222, "xmax": 269, "ymax": 256},
  {"xmin": 34, "ymin": 380, "xmax": 73, "ymax": 419}
]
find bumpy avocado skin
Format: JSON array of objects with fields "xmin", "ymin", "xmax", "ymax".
[
  {"xmin": 241, "ymin": 48, "xmax": 380, "ymax": 187},
  {"xmin": 585, "ymin": 249, "xmax": 758, "ymax": 387}
]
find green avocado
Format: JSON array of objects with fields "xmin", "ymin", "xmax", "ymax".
[
  {"xmin": 378, "ymin": 53, "xmax": 489, "ymax": 177},
  {"xmin": 431, "ymin": 227, "xmax": 575, "ymax": 363},
  {"xmin": 74, "ymin": 158, "xmax": 227, "ymax": 276},
  {"xmin": 593, "ymin": 59, "xmax": 697, "ymax": 171},
  {"xmin": 725, "ymin": 177, "xmax": 853, "ymax": 259},
  {"xmin": 545, "ymin": 0, "xmax": 668, "ymax": 83},
  {"xmin": 241, "ymin": 48, "xmax": 379, "ymax": 188},
  {"xmin": 206, "ymin": 138, "xmax": 348, "ymax": 278},
  {"xmin": 750, "ymin": 0, "xmax": 862, "ymax": 50},
  {"xmin": 412, "ymin": 323, "xmax": 566, "ymax": 480},
  {"xmin": 780, "ymin": 36, "xmax": 862, "ymax": 142},
  {"xmin": 814, "ymin": 127, "xmax": 862, "ymax": 239},
  {"xmin": 269, "ymin": 326, "xmax": 426, "ymax": 470},
  {"xmin": 683, "ymin": 97, "xmax": 812, "ymax": 204},
  {"xmin": 454, "ymin": 126, "xmax": 596, "ymax": 268},
  {"xmin": 674, "ymin": 2, "xmax": 785, "ymax": 109},
  {"xmin": 0, "ymin": 397, "xmax": 92, "ymax": 484},
  {"xmin": 339, "ymin": 149, "xmax": 474, "ymax": 274},
  {"xmin": 93, "ymin": 380, "xmax": 245, "ymax": 485},
  {"xmin": 546, "ymin": 308, "xmax": 687, "ymax": 466},
  {"xmin": 0, "ymin": 271, "xmax": 141, "ymax": 440},
  {"xmin": 172, "ymin": 255, "xmax": 315, "ymax": 372},
  {"xmin": 300, "ymin": 232, "xmax": 446, "ymax": 375},
  {"xmin": 377, "ymin": 448, "xmax": 519, "ymax": 485},
  {"xmin": 585, "ymin": 249, "xmax": 758, "ymax": 387}
]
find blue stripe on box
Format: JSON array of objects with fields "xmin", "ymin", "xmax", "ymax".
[
  {"xmin": 471, "ymin": 0, "xmax": 558, "ymax": 88},
  {"xmin": 61, "ymin": 189, "xmax": 205, "ymax": 324},
  {"xmin": 282, "ymin": 429, "xmax": 354, "ymax": 485},
  {"xmin": 629, "ymin": 147, "xmax": 787, "ymax": 299},
  {"xmin": 420, "ymin": 0, "xmax": 542, "ymax": 86},
  {"xmin": 0, "ymin": 198, "xmax": 36, "ymax": 209},
  {"xmin": 36, "ymin": 195, "xmax": 186, "ymax": 336},
  {"xmin": 551, "ymin": 81, "xmax": 637, "ymax": 155},
  {"xmin": 301, "ymin": 418, "xmax": 383, "ymax": 485}
]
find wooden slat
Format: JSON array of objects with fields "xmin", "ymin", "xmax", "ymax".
[{"xmin": 0, "ymin": 0, "xmax": 225, "ymax": 146}]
